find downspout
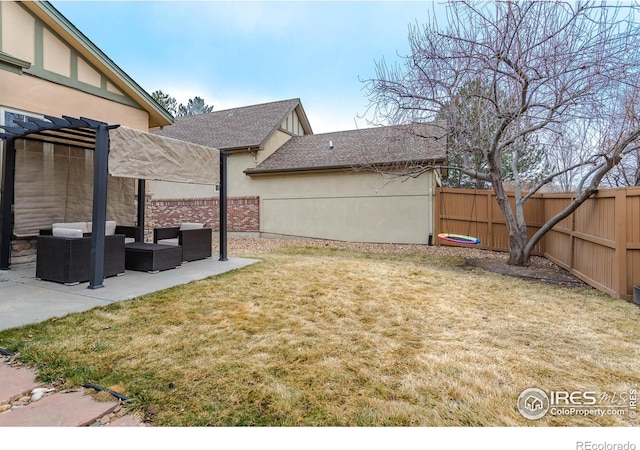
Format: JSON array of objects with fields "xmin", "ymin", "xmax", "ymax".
[
  {"xmin": 219, "ymin": 151, "xmax": 229, "ymax": 261},
  {"xmin": 137, "ymin": 179, "xmax": 145, "ymax": 242}
]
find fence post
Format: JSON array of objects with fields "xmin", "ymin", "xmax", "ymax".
[
  {"xmin": 487, "ymin": 190, "xmax": 493, "ymax": 252},
  {"xmin": 568, "ymin": 194, "xmax": 575, "ymax": 272},
  {"xmin": 434, "ymin": 187, "xmax": 441, "ymax": 246},
  {"xmin": 615, "ymin": 189, "xmax": 628, "ymax": 299}
]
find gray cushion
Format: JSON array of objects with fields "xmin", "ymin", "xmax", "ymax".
[
  {"xmin": 87, "ymin": 221, "xmax": 118, "ymax": 235},
  {"xmin": 157, "ymin": 238, "xmax": 179, "ymax": 246},
  {"xmin": 52, "ymin": 228, "xmax": 84, "ymax": 238},
  {"xmin": 180, "ymin": 222, "xmax": 203, "ymax": 230},
  {"xmin": 105, "ymin": 221, "xmax": 117, "ymax": 236},
  {"xmin": 53, "ymin": 222, "xmax": 89, "ymax": 233}
]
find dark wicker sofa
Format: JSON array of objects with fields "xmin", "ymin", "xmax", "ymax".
[
  {"xmin": 153, "ymin": 226, "xmax": 212, "ymax": 262},
  {"xmin": 36, "ymin": 234, "xmax": 126, "ymax": 285}
]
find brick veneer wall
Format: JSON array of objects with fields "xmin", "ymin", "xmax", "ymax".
[
  {"xmin": 146, "ymin": 196, "xmax": 260, "ymax": 239},
  {"xmin": 10, "ymin": 238, "xmax": 38, "ymax": 265}
]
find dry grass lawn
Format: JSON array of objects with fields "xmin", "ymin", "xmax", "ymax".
[{"xmin": 1, "ymin": 241, "xmax": 639, "ymax": 426}]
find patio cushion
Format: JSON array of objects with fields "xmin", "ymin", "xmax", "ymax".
[
  {"xmin": 179, "ymin": 223, "xmax": 204, "ymax": 230},
  {"xmin": 157, "ymin": 238, "xmax": 179, "ymax": 246},
  {"xmin": 52, "ymin": 228, "xmax": 84, "ymax": 238},
  {"xmin": 53, "ymin": 222, "xmax": 89, "ymax": 233},
  {"xmin": 105, "ymin": 221, "xmax": 117, "ymax": 236},
  {"xmin": 87, "ymin": 221, "xmax": 118, "ymax": 235}
]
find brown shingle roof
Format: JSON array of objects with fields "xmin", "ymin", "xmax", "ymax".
[
  {"xmin": 245, "ymin": 122, "xmax": 446, "ymax": 174},
  {"xmin": 152, "ymin": 98, "xmax": 311, "ymax": 150}
]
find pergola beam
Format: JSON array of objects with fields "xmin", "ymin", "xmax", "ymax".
[{"xmin": 13, "ymin": 134, "xmax": 96, "ymax": 149}]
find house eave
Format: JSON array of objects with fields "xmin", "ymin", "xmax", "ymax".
[
  {"xmin": 245, "ymin": 158, "xmax": 446, "ymax": 176},
  {"xmin": 220, "ymin": 145, "xmax": 261, "ymax": 153},
  {"xmin": 245, "ymin": 165, "xmax": 350, "ymax": 176}
]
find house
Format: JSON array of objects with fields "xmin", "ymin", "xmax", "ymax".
[
  {"xmin": 0, "ymin": 1, "xmax": 219, "ymax": 273},
  {"xmin": 153, "ymin": 100, "xmax": 446, "ymax": 244},
  {"xmin": 246, "ymin": 123, "xmax": 445, "ymax": 244},
  {"xmin": 151, "ymin": 98, "xmax": 311, "ymax": 203}
]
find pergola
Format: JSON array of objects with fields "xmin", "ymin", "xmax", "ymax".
[{"xmin": 0, "ymin": 115, "xmax": 228, "ymax": 289}]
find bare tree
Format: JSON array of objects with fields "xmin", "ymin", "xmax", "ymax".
[
  {"xmin": 543, "ymin": 120, "xmax": 596, "ymax": 192},
  {"xmin": 364, "ymin": 0, "xmax": 640, "ymax": 265},
  {"xmin": 603, "ymin": 148, "xmax": 640, "ymax": 187}
]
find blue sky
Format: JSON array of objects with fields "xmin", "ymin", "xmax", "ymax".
[{"xmin": 51, "ymin": 1, "xmax": 444, "ymax": 133}]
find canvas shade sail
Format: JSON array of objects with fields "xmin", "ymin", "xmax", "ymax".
[{"xmin": 108, "ymin": 126, "xmax": 220, "ymax": 185}]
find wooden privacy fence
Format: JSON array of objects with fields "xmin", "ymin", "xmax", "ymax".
[{"xmin": 435, "ymin": 187, "xmax": 640, "ymax": 301}]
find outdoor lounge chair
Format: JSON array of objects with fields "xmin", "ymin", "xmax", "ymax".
[
  {"xmin": 39, "ymin": 222, "xmax": 140, "ymax": 244},
  {"xmin": 153, "ymin": 223, "xmax": 212, "ymax": 262},
  {"xmin": 36, "ymin": 233, "xmax": 126, "ymax": 285}
]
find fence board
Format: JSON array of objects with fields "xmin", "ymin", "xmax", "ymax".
[
  {"xmin": 435, "ymin": 188, "xmax": 544, "ymax": 255},
  {"xmin": 435, "ymin": 186, "xmax": 640, "ymax": 302}
]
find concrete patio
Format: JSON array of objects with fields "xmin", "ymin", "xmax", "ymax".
[{"xmin": 0, "ymin": 256, "xmax": 259, "ymax": 331}]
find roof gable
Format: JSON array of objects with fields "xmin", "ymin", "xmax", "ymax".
[
  {"xmin": 152, "ymin": 99, "xmax": 312, "ymax": 150},
  {"xmin": 1, "ymin": 1, "xmax": 172, "ymax": 128},
  {"xmin": 245, "ymin": 123, "xmax": 447, "ymax": 175}
]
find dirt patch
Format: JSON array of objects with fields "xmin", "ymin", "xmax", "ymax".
[{"xmin": 463, "ymin": 256, "xmax": 589, "ymax": 288}]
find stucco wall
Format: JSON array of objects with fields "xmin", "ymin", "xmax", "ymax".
[
  {"xmin": 149, "ymin": 152, "xmax": 250, "ymax": 200},
  {"xmin": 149, "ymin": 129, "xmax": 293, "ymax": 200},
  {"xmin": 1, "ymin": 1, "xmax": 35, "ymax": 64},
  {"xmin": 0, "ymin": 70, "xmax": 149, "ymax": 130},
  {"xmin": 259, "ymin": 129, "xmax": 293, "ymax": 164},
  {"xmin": 254, "ymin": 170, "xmax": 436, "ymax": 244}
]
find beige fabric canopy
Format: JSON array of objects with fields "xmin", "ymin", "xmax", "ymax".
[
  {"xmin": 109, "ymin": 126, "xmax": 220, "ymax": 185},
  {"xmin": 12, "ymin": 126, "xmax": 220, "ymax": 236}
]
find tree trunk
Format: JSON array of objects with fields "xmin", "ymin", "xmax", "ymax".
[
  {"xmin": 507, "ymin": 232, "xmax": 529, "ymax": 265},
  {"xmin": 491, "ymin": 177, "xmax": 532, "ymax": 266}
]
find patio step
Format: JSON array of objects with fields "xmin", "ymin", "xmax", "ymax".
[
  {"xmin": 0, "ymin": 364, "xmax": 40, "ymax": 405},
  {"xmin": 0, "ymin": 361, "xmax": 144, "ymax": 427},
  {"xmin": 0, "ymin": 389, "xmax": 118, "ymax": 427}
]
